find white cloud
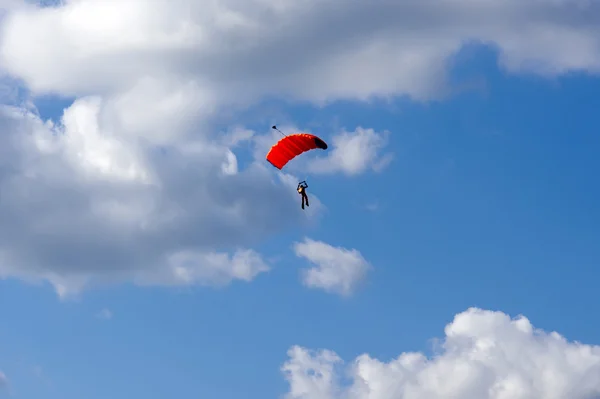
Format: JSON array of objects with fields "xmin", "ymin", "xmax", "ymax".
[
  {"xmin": 96, "ymin": 308, "xmax": 112, "ymax": 320},
  {"xmin": 365, "ymin": 202, "xmax": 379, "ymax": 212},
  {"xmin": 221, "ymin": 126, "xmax": 255, "ymax": 148},
  {"xmin": 293, "ymin": 238, "xmax": 371, "ymax": 296},
  {"xmin": 0, "ymin": 371, "xmax": 7, "ymax": 389},
  {"xmin": 0, "ymin": 102, "xmax": 294, "ymax": 298},
  {"xmin": 0, "ymin": 0, "xmax": 23, "ymax": 15},
  {"xmin": 152, "ymin": 248, "xmax": 270, "ymax": 286},
  {"xmin": 307, "ymin": 128, "xmax": 392, "ymax": 176},
  {"xmin": 0, "ymin": 0, "xmax": 598, "ymax": 297},
  {"xmin": 2, "ymin": 0, "xmax": 600, "ymax": 107},
  {"xmin": 250, "ymin": 126, "xmax": 391, "ymax": 177},
  {"xmin": 282, "ymin": 307, "xmax": 600, "ymax": 399}
]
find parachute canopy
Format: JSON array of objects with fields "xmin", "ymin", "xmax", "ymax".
[{"xmin": 266, "ymin": 132, "xmax": 328, "ymax": 170}]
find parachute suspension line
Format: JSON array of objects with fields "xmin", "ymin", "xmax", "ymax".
[
  {"xmin": 272, "ymin": 125, "xmax": 286, "ymax": 138},
  {"xmin": 271, "ymin": 125, "xmax": 307, "ymax": 182}
]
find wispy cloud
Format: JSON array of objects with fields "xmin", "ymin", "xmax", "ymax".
[
  {"xmin": 96, "ymin": 308, "xmax": 113, "ymax": 320},
  {"xmin": 0, "ymin": 371, "xmax": 8, "ymax": 390}
]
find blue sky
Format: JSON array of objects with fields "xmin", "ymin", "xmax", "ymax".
[{"xmin": 1, "ymin": 1, "xmax": 600, "ymax": 399}]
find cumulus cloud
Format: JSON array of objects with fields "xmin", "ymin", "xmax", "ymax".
[
  {"xmin": 0, "ymin": 101, "xmax": 287, "ymax": 297},
  {"xmin": 0, "ymin": 0, "xmax": 599, "ymax": 296},
  {"xmin": 293, "ymin": 238, "xmax": 371, "ymax": 296},
  {"xmin": 251, "ymin": 126, "xmax": 391, "ymax": 176},
  {"xmin": 282, "ymin": 307, "xmax": 600, "ymax": 399},
  {"xmin": 0, "ymin": 0, "xmax": 22, "ymax": 15},
  {"xmin": 3, "ymin": 0, "xmax": 600, "ymax": 106},
  {"xmin": 307, "ymin": 128, "xmax": 392, "ymax": 176},
  {"xmin": 221, "ymin": 126, "xmax": 255, "ymax": 148}
]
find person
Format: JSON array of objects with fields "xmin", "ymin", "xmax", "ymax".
[{"xmin": 297, "ymin": 181, "xmax": 309, "ymax": 209}]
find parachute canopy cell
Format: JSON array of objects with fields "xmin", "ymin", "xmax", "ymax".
[{"xmin": 266, "ymin": 133, "xmax": 328, "ymax": 170}]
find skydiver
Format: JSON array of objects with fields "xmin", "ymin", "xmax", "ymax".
[{"xmin": 297, "ymin": 181, "xmax": 309, "ymax": 209}]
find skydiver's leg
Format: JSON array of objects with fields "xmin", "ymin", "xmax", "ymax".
[
  {"xmin": 305, "ymin": 194, "xmax": 309, "ymax": 207},
  {"xmin": 301, "ymin": 196, "xmax": 305, "ymax": 209}
]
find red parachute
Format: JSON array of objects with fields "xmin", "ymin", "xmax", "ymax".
[{"xmin": 266, "ymin": 126, "xmax": 328, "ymax": 170}]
